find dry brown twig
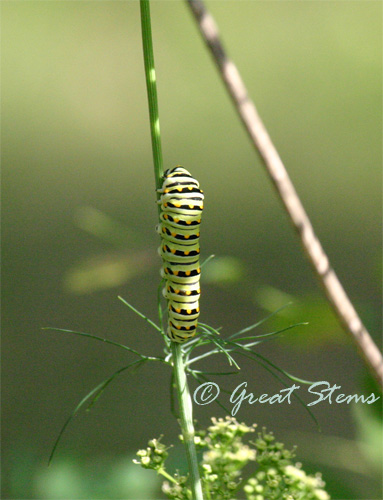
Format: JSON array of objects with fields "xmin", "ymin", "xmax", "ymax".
[{"xmin": 186, "ymin": 0, "xmax": 382, "ymax": 389}]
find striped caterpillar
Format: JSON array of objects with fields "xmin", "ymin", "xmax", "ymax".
[{"xmin": 157, "ymin": 166, "xmax": 204, "ymax": 342}]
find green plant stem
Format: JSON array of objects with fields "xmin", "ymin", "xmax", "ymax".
[
  {"xmin": 139, "ymin": 2, "xmax": 204, "ymax": 499},
  {"xmin": 158, "ymin": 467, "xmax": 179, "ymax": 485},
  {"xmin": 140, "ymin": 0, "xmax": 163, "ymax": 191},
  {"xmin": 172, "ymin": 343, "xmax": 204, "ymax": 500}
]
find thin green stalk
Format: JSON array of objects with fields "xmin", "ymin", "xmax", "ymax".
[
  {"xmin": 139, "ymin": 3, "xmax": 204, "ymax": 499},
  {"xmin": 140, "ymin": 0, "xmax": 163, "ymax": 191},
  {"xmin": 158, "ymin": 467, "xmax": 179, "ymax": 485},
  {"xmin": 172, "ymin": 343, "xmax": 204, "ymax": 500}
]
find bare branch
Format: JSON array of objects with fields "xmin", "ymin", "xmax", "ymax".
[{"xmin": 186, "ymin": 0, "xmax": 383, "ymax": 389}]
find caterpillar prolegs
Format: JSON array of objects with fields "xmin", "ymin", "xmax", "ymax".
[{"xmin": 156, "ymin": 166, "xmax": 204, "ymax": 342}]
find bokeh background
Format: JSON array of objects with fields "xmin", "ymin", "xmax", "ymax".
[{"xmin": 2, "ymin": 1, "xmax": 382, "ymax": 499}]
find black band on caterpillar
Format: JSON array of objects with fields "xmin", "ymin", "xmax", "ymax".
[{"xmin": 157, "ymin": 166, "xmax": 204, "ymax": 343}]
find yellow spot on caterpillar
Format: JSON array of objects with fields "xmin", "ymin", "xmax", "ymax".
[
  {"xmin": 184, "ymin": 251, "xmax": 190, "ymax": 256},
  {"xmin": 196, "ymin": 307, "xmax": 200, "ymax": 312},
  {"xmin": 186, "ymin": 326, "xmax": 190, "ymax": 330},
  {"xmin": 187, "ymin": 309, "xmax": 192, "ymax": 314},
  {"xmin": 174, "ymin": 218, "xmax": 179, "ymax": 223},
  {"xmin": 164, "ymin": 189, "xmax": 169, "ymax": 193},
  {"xmin": 164, "ymin": 203, "xmax": 168, "ymax": 207},
  {"xmin": 173, "ymin": 271, "xmax": 179, "ymax": 276},
  {"xmin": 175, "ymin": 289, "xmax": 180, "ymax": 294},
  {"xmin": 186, "ymin": 221, "xmax": 191, "ymax": 225},
  {"xmin": 197, "ymin": 268, "xmax": 201, "ymax": 273},
  {"xmin": 197, "ymin": 249, "xmax": 200, "ymax": 253},
  {"xmin": 197, "ymin": 220, "xmax": 201, "ymax": 223},
  {"xmin": 171, "ymin": 249, "xmax": 176, "ymax": 254},
  {"xmin": 186, "ymin": 271, "xmax": 191, "ymax": 276},
  {"xmin": 197, "ymin": 233, "xmax": 200, "ymax": 237},
  {"xmin": 197, "ymin": 289, "xmax": 201, "ymax": 294},
  {"xmin": 188, "ymin": 186, "xmax": 193, "ymax": 190},
  {"xmin": 176, "ymin": 325, "xmax": 181, "ymax": 330},
  {"xmin": 189, "ymin": 204, "xmax": 194, "ymax": 209},
  {"xmin": 164, "ymin": 214, "xmax": 168, "ymax": 219},
  {"xmin": 177, "ymin": 188, "xmax": 182, "ymax": 192},
  {"xmin": 201, "ymin": 205, "xmax": 204, "ymax": 209},
  {"xmin": 175, "ymin": 308, "xmax": 181, "ymax": 313},
  {"xmin": 186, "ymin": 291, "xmax": 191, "ymax": 295},
  {"xmin": 172, "ymin": 232, "xmax": 177, "ymax": 237}
]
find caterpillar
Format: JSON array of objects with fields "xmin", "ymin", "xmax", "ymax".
[{"xmin": 157, "ymin": 166, "xmax": 204, "ymax": 343}]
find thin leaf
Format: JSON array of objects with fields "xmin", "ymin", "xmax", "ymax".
[
  {"xmin": 228, "ymin": 303, "xmax": 293, "ymax": 339},
  {"xmin": 190, "ymin": 370, "xmax": 240, "ymax": 376},
  {"xmin": 198, "ymin": 322, "xmax": 222, "ymax": 335},
  {"xmin": 209, "ymin": 336, "xmax": 240, "ymax": 369},
  {"xmin": 200, "ymin": 254, "xmax": 215, "ymax": 269},
  {"xmin": 239, "ymin": 347, "xmax": 315, "ymax": 385},
  {"xmin": 187, "ymin": 322, "xmax": 305, "ymax": 366},
  {"xmin": 183, "ymin": 335, "xmax": 214, "ymax": 357},
  {"xmin": 86, "ymin": 360, "xmax": 148, "ymax": 410},
  {"xmin": 188, "ymin": 332, "xmax": 318, "ymax": 426},
  {"xmin": 224, "ymin": 341, "xmax": 319, "ymax": 427},
  {"xmin": 48, "ymin": 360, "xmax": 144, "ymax": 465},
  {"xmin": 198, "ymin": 325, "xmax": 240, "ymax": 369},
  {"xmin": 42, "ymin": 327, "xmax": 143, "ymax": 357},
  {"xmin": 118, "ymin": 296, "xmax": 162, "ymax": 332},
  {"xmin": 234, "ymin": 322, "xmax": 308, "ymax": 345}
]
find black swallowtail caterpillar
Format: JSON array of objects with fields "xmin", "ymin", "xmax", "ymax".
[{"xmin": 157, "ymin": 166, "xmax": 204, "ymax": 343}]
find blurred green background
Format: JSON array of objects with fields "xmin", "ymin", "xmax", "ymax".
[{"xmin": 2, "ymin": 1, "xmax": 382, "ymax": 499}]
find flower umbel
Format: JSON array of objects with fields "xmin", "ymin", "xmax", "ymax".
[
  {"xmin": 133, "ymin": 437, "xmax": 169, "ymax": 471},
  {"xmin": 134, "ymin": 417, "xmax": 330, "ymax": 500}
]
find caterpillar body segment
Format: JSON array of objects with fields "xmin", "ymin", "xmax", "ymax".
[
  {"xmin": 163, "ymin": 265, "xmax": 200, "ymax": 283},
  {"xmin": 168, "ymin": 302, "xmax": 200, "ymax": 321},
  {"xmin": 159, "ymin": 212, "xmax": 201, "ymax": 228},
  {"xmin": 157, "ymin": 166, "xmax": 204, "ymax": 343},
  {"xmin": 164, "ymin": 281, "xmax": 201, "ymax": 300},
  {"xmin": 157, "ymin": 224, "xmax": 200, "ymax": 245}
]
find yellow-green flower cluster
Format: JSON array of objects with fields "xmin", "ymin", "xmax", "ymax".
[
  {"xmin": 162, "ymin": 474, "xmax": 189, "ymax": 500},
  {"xmin": 194, "ymin": 417, "xmax": 257, "ymax": 500},
  {"xmin": 134, "ymin": 418, "xmax": 330, "ymax": 500},
  {"xmin": 243, "ymin": 465, "xmax": 329, "ymax": 500},
  {"xmin": 243, "ymin": 433, "xmax": 330, "ymax": 500},
  {"xmin": 133, "ymin": 437, "xmax": 168, "ymax": 471}
]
